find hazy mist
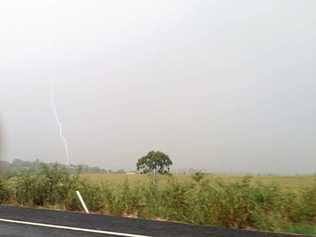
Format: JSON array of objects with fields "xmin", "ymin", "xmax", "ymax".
[{"xmin": 1, "ymin": 1, "xmax": 315, "ymax": 174}]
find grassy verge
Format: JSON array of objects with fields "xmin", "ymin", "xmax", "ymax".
[
  {"xmin": 0, "ymin": 165, "xmax": 315, "ymax": 236},
  {"xmin": 287, "ymin": 224, "xmax": 316, "ymax": 235}
]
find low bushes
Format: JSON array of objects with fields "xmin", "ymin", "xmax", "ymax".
[
  {"xmin": 0, "ymin": 178, "xmax": 10, "ymax": 203},
  {"xmin": 13, "ymin": 164, "xmax": 80, "ymax": 207},
  {"xmin": 65, "ymin": 181, "xmax": 105, "ymax": 212},
  {"xmin": 1, "ymin": 166, "xmax": 315, "ymax": 235}
]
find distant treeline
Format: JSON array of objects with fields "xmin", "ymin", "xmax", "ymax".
[{"xmin": 0, "ymin": 159, "xmax": 127, "ymax": 176}]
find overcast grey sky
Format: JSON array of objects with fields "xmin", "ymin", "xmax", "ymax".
[{"xmin": 1, "ymin": 1, "xmax": 315, "ymax": 174}]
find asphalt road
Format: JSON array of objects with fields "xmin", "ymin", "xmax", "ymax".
[{"xmin": 0, "ymin": 206, "xmax": 308, "ymax": 237}]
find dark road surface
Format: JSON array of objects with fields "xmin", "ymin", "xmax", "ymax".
[
  {"xmin": 0, "ymin": 222, "xmax": 113, "ymax": 237},
  {"xmin": 0, "ymin": 206, "xmax": 308, "ymax": 237}
]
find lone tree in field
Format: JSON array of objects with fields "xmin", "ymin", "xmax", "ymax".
[{"xmin": 136, "ymin": 151, "xmax": 173, "ymax": 175}]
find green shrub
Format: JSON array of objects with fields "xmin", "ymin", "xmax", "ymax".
[
  {"xmin": 65, "ymin": 181, "xmax": 105, "ymax": 212},
  {"xmin": 0, "ymin": 178, "xmax": 10, "ymax": 203},
  {"xmin": 298, "ymin": 178, "xmax": 316, "ymax": 222},
  {"xmin": 15, "ymin": 164, "xmax": 80, "ymax": 207},
  {"xmin": 287, "ymin": 224, "xmax": 316, "ymax": 235},
  {"xmin": 161, "ymin": 178, "xmax": 192, "ymax": 221}
]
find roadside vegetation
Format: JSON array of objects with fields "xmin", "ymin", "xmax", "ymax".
[{"xmin": 0, "ymin": 163, "xmax": 315, "ymax": 236}]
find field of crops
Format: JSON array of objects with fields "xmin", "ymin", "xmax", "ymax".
[
  {"xmin": 82, "ymin": 173, "xmax": 315, "ymax": 190},
  {"xmin": 0, "ymin": 166, "xmax": 315, "ymax": 235}
]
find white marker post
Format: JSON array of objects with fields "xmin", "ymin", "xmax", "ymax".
[{"xmin": 76, "ymin": 191, "xmax": 90, "ymax": 214}]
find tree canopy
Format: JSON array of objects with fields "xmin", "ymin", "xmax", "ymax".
[{"xmin": 136, "ymin": 151, "xmax": 173, "ymax": 175}]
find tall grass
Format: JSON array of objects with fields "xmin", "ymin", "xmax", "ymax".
[
  {"xmin": 13, "ymin": 164, "xmax": 81, "ymax": 207},
  {"xmin": 0, "ymin": 165, "xmax": 315, "ymax": 235},
  {"xmin": 0, "ymin": 178, "xmax": 10, "ymax": 203}
]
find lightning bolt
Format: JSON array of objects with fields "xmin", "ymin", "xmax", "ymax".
[{"xmin": 49, "ymin": 79, "xmax": 71, "ymax": 165}]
